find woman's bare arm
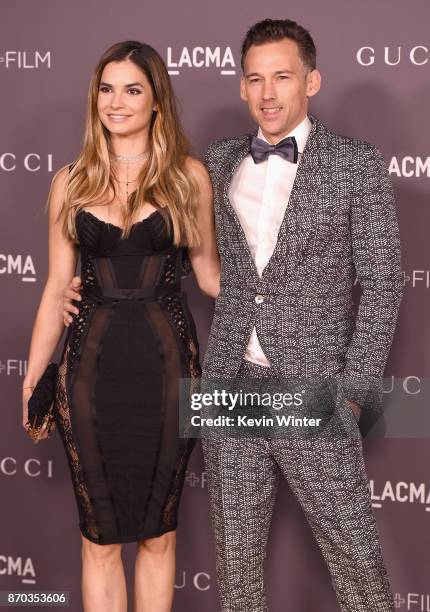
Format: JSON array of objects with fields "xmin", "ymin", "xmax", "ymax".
[
  {"xmin": 187, "ymin": 157, "xmax": 220, "ymax": 299},
  {"xmin": 23, "ymin": 166, "xmax": 78, "ymax": 391}
]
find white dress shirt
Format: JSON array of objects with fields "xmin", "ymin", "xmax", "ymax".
[{"xmin": 228, "ymin": 115, "xmax": 312, "ymax": 366}]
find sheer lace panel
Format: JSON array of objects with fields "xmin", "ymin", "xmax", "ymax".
[
  {"xmin": 161, "ymin": 337, "xmax": 200, "ymax": 528},
  {"xmin": 55, "ymin": 343, "xmax": 100, "ymax": 540},
  {"xmin": 163, "ymin": 294, "xmax": 188, "ymax": 342},
  {"xmin": 95, "ymin": 257, "xmax": 115, "ymax": 288},
  {"xmin": 71, "ymin": 305, "xmax": 119, "ymax": 543},
  {"xmin": 69, "ymin": 297, "xmax": 97, "ymax": 366},
  {"xmin": 140, "ymin": 300, "xmax": 182, "ymax": 535}
]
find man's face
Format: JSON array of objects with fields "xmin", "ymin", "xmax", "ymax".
[{"xmin": 240, "ymin": 38, "xmax": 321, "ymax": 143}]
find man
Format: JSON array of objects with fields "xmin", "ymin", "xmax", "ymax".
[
  {"xmin": 63, "ymin": 18, "xmax": 402, "ymax": 611},
  {"xmin": 200, "ymin": 18, "xmax": 401, "ymax": 612}
]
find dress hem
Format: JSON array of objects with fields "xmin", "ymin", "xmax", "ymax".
[{"xmin": 79, "ymin": 522, "xmax": 178, "ymax": 545}]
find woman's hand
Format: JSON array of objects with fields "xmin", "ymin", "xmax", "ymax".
[
  {"xmin": 63, "ymin": 275, "xmax": 83, "ymax": 326},
  {"xmin": 22, "ymin": 387, "xmax": 54, "ymax": 442}
]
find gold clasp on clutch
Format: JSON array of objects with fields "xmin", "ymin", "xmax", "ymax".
[{"xmin": 25, "ymin": 412, "xmax": 55, "ymax": 444}]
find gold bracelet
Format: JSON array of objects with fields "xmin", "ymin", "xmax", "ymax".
[{"xmin": 22, "ymin": 386, "xmax": 35, "ymax": 390}]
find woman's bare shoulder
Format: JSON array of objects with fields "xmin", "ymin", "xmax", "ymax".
[
  {"xmin": 185, "ymin": 155, "xmax": 211, "ymax": 189},
  {"xmin": 47, "ymin": 165, "xmax": 72, "ymax": 217},
  {"xmin": 51, "ymin": 164, "xmax": 71, "ymax": 190}
]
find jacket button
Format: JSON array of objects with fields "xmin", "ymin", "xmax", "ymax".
[{"xmin": 255, "ymin": 294, "xmax": 264, "ymax": 304}]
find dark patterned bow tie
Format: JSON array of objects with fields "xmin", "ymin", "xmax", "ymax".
[{"xmin": 250, "ymin": 135, "xmax": 298, "ymax": 164}]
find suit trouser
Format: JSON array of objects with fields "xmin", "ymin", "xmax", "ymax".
[{"xmin": 201, "ymin": 359, "xmax": 394, "ymax": 612}]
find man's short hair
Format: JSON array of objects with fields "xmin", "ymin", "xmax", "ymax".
[{"xmin": 241, "ymin": 18, "xmax": 317, "ymax": 72}]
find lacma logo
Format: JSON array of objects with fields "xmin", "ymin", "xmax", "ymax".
[
  {"xmin": 0, "ymin": 555, "xmax": 36, "ymax": 584},
  {"xmin": 166, "ymin": 46, "xmax": 236, "ymax": 76},
  {"xmin": 370, "ymin": 479, "xmax": 430, "ymax": 512},
  {"xmin": 0, "ymin": 255, "xmax": 36, "ymax": 282},
  {"xmin": 389, "ymin": 156, "xmax": 430, "ymax": 178}
]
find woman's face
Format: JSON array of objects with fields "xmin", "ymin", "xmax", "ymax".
[{"xmin": 97, "ymin": 59, "xmax": 156, "ymax": 140}]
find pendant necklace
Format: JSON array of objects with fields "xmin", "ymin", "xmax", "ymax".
[{"xmin": 109, "ymin": 151, "xmax": 149, "ymax": 221}]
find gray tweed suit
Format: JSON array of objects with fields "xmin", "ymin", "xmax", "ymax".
[{"xmin": 201, "ymin": 116, "xmax": 402, "ymax": 611}]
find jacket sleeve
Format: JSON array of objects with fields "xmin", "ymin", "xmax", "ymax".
[
  {"xmin": 203, "ymin": 142, "xmax": 217, "ymax": 177},
  {"xmin": 340, "ymin": 144, "xmax": 403, "ymax": 413}
]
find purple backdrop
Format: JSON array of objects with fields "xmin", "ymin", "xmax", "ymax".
[{"xmin": 1, "ymin": 1, "xmax": 429, "ymax": 610}]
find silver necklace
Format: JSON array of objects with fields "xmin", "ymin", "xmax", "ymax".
[
  {"xmin": 109, "ymin": 153, "xmax": 149, "ymax": 223},
  {"xmin": 110, "ymin": 151, "xmax": 149, "ymax": 163}
]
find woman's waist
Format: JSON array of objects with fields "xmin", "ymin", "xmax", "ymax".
[{"xmin": 81, "ymin": 283, "xmax": 182, "ymax": 301}]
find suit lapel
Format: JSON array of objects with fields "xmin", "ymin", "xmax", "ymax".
[
  {"xmin": 221, "ymin": 133, "xmax": 259, "ymax": 278},
  {"xmin": 219, "ymin": 116, "xmax": 331, "ymax": 283},
  {"xmin": 261, "ymin": 116, "xmax": 331, "ymax": 280}
]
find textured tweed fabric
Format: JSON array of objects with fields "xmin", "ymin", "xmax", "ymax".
[
  {"xmin": 201, "ymin": 115, "xmax": 400, "ymax": 610},
  {"xmin": 202, "ymin": 360, "xmax": 394, "ymax": 611},
  {"xmin": 203, "ymin": 115, "xmax": 403, "ymax": 425}
]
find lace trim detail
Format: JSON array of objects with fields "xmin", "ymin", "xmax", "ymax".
[
  {"xmin": 82, "ymin": 253, "xmax": 96, "ymax": 287},
  {"xmin": 181, "ymin": 248, "xmax": 192, "ymax": 278},
  {"xmin": 162, "ymin": 338, "xmax": 201, "ymax": 529},
  {"xmin": 159, "ymin": 250, "xmax": 177, "ymax": 285},
  {"xmin": 68, "ymin": 297, "xmax": 97, "ymax": 366},
  {"xmin": 55, "ymin": 343, "xmax": 99, "ymax": 540},
  {"xmin": 163, "ymin": 294, "xmax": 188, "ymax": 342}
]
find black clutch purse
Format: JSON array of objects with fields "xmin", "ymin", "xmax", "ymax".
[{"xmin": 25, "ymin": 362, "xmax": 58, "ymax": 443}]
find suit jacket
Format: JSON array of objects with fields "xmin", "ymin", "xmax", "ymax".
[{"xmin": 202, "ymin": 115, "xmax": 403, "ymax": 433}]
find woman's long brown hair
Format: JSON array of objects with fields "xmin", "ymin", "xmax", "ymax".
[{"xmin": 58, "ymin": 41, "xmax": 200, "ymax": 246}]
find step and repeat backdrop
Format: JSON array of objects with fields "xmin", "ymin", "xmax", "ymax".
[{"xmin": 1, "ymin": 0, "xmax": 429, "ymax": 610}]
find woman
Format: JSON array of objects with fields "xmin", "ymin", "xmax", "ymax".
[{"xmin": 22, "ymin": 40, "xmax": 219, "ymax": 612}]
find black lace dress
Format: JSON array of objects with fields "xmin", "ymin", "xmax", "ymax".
[{"xmin": 54, "ymin": 199, "xmax": 201, "ymax": 545}]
